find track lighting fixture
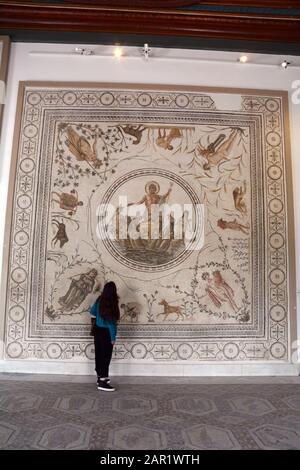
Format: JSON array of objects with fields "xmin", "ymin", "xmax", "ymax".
[
  {"xmin": 141, "ymin": 43, "xmax": 151, "ymax": 60},
  {"xmin": 281, "ymin": 60, "xmax": 290, "ymax": 70}
]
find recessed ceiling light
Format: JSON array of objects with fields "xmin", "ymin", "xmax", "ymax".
[
  {"xmin": 239, "ymin": 55, "xmax": 248, "ymax": 63},
  {"xmin": 114, "ymin": 46, "xmax": 123, "ymax": 59}
]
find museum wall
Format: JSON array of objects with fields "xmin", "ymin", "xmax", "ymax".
[{"xmin": 0, "ymin": 42, "xmax": 299, "ymax": 376}]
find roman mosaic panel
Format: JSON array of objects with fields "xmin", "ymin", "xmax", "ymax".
[{"xmin": 1, "ymin": 83, "xmax": 296, "ymax": 363}]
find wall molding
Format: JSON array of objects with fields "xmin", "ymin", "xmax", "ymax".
[
  {"xmin": 0, "ymin": 360, "xmax": 299, "ymax": 376},
  {"xmin": 0, "ymin": 1, "xmax": 299, "ymax": 46},
  {"xmin": 36, "ymin": 1, "xmax": 300, "ymax": 9}
]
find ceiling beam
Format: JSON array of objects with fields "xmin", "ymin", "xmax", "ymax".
[
  {"xmin": 7, "ymin": 1, "xmax": 300, "ymax": 8},
  {"xmin": 0, "ymin": 1, "xmax": 299, "ymax": 48}
]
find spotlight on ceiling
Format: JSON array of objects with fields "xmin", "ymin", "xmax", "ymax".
[
  {"xmin": 238, "ymin": 55, "xmax": 248, "ymax": 64},
  {"xmin": 141, "ymin": 43, "xmax": 151, "ymax": 60},
  {"xmin": 281, "ymin": 60, "xmax": 290, "ymax": 70},
  {"xmin": 114, "ymin": 46, "xmax": 123, "ymax": 59},
  {"xmin": 74, "ymin": 47, "xmax": 94, "ymax": 56}
]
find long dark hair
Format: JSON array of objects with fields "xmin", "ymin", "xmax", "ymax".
[{"xmin": 98, "ymin": 281, "xmax": 120, "ymax": 322}]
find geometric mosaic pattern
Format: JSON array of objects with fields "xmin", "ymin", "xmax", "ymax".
[
  {"xmin": 1, "ymin": 380, "xmax": 300, "ymax": 449},
  {"xmin": 1, "ymin": 83, "xmax": 296, "ymax": 364}
]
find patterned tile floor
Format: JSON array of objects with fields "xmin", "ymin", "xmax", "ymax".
[{"xmin": 0, "ymin": 375, "xmax": 300, "ymax": 450}]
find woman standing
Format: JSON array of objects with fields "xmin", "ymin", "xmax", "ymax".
[{"xmin": 90, "ymin": 281, "xmax": 120, "ymax": 391}]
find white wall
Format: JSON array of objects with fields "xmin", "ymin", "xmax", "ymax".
[{"xmin": 0, "ymin": 42, "xmax": 299, "ymax": 376}]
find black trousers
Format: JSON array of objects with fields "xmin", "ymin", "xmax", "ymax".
[{"xmin": 94, "ymin": 326, "xmax": 113, "ymax": 378}]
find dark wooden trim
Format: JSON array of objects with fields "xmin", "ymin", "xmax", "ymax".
[
  {"xmin": 188, "ymin": 0, "xmax": 300, "ymax": 6},
  {"xmin": 11, "ymin": 1, "xmax": 300, "ymax": 8},
  {"xmin": 0, "ymin": 2, "xmax": 300, "ymax": 46}
]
